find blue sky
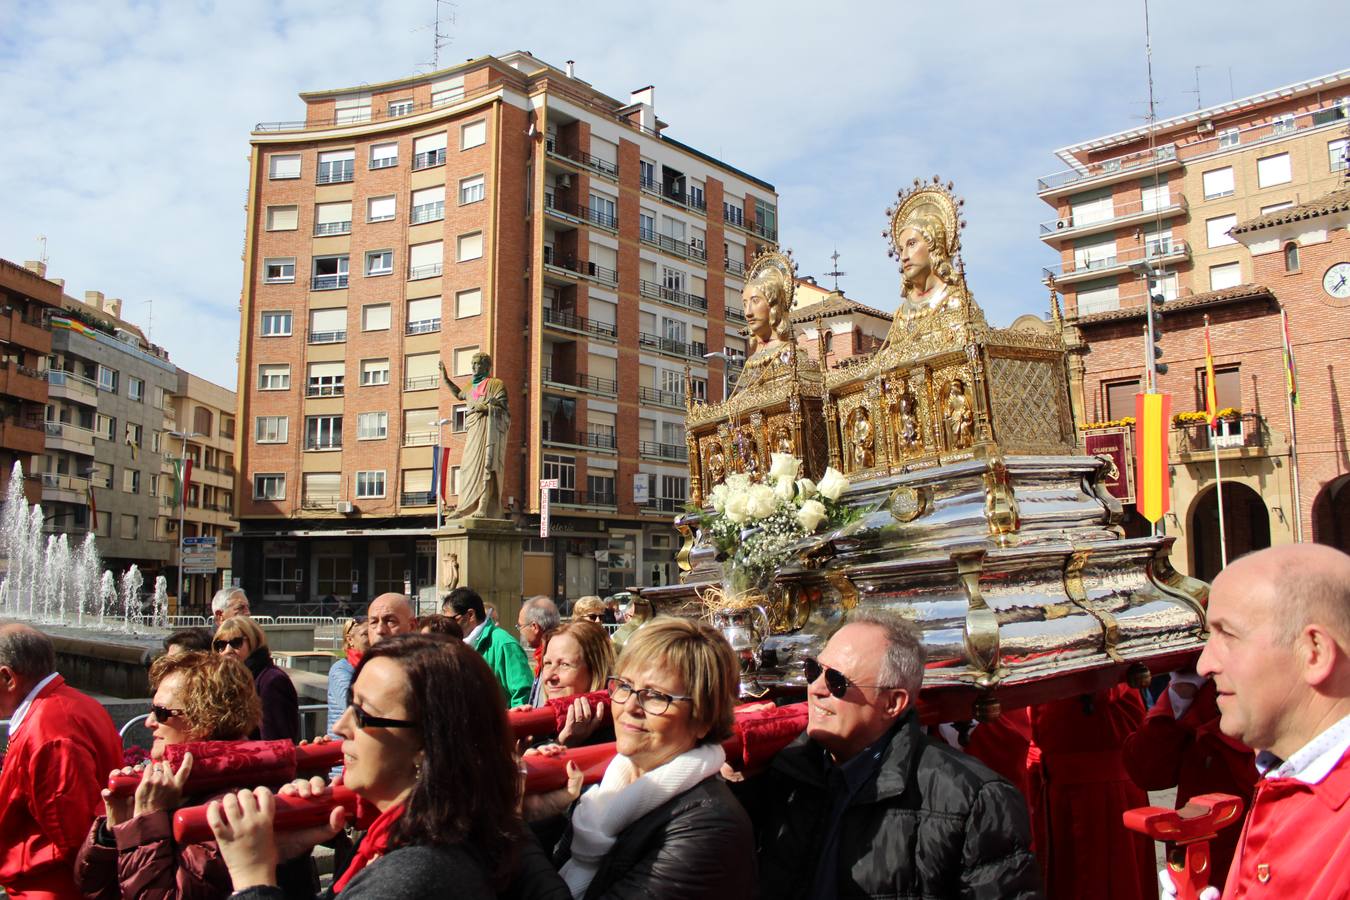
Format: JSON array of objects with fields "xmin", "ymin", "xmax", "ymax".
[{"xmin": 0, "ymin": 0, "xmax": 1344, "ymax": 388}]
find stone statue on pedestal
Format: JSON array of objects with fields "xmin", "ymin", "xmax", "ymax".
[{"xmin": 440, "ymin": 353, "xmax": 509, "ymax": 520}]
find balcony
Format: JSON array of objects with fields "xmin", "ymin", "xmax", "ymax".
[
  {"xmin": 1037, "ymin": 144, "xmax": 1180, "ymax": 197},
  {"xmin": 1175, "ymin": 413, "xmax": 1269, "ymax": 455},
  {"xmin": 404, "ymin": 375, "xmax": 438, "ymax": 392},
  {"xmin": 541, "ymin": 366, "xmax": 618, "ymax": 397},
  {"xmin": 38, "ymin": 472, "xmax": 88, "ymax": 504},
  {"xmin": 0, "ymin": 418, "xmax": 46, "ymax": 455},
  {"xmin": 410, "ymin": 203, "xmax": 445, "ymax": 225},
  {"xmin": 543, "ymin": 193, "xmax": 619, "ymax": 231},
  {"xmin": 313, "ymin": 221, "xmax": 352, "ymax": 237},
  {"xmin": 408, "ymin": 263, "xmax": 443, "ymax": 281},
  {"xmin": 660, "ymin": 186, "xmax": 707, "ymax": 215},
  {"xmin": 542, "ymin": 429, "xmax": 618, "ymax": 452},
  {"xmin": 0, "ymin": 361, "xmax": 48, "ymax": 404},
  {"xmin": 544, "ymin": 141, "xmax": 619, "ymax": 181},
  {"xmin": 639, "ymin": 230, "xmax": 707, "ymax": 264},
  {"xmin": 310, "ymin": 274, "xmax": 349, "ymax": 291},
  {"xmin": 305, "ymin": 383, "xmax": 344, "ymax": 398},
  {"xmin": 307, "ymin": 328, "xmax": 347, "ymax": 344},
  {"xmin": 643, "ymin": 496, "xmax": 687, "ymax": 513},
  {"xmin": 638, "ymin": 280, "xmax": 708, "ymax": 313},
  {"xmin": 316, "ymin": 165, "xmax": 354, "ymax": 185},
  {"xmin": 725, "ymin": 305, "xmax": 746, "ymax": 323},
  {"xmin": 46, "ymin": 369, "xmax": 99, "ymax": 404},
  {"xmin": 403, "ymin": 432, "xmax": 437, "ymax": 447},
  {"xmin": 412, "ymin": 149, "xmax": 446, "ymax": 170},
  {"xmin": 300, "ymin": 493, "xmax": 340, "ymax": 510},
  {"xmin": 406, "ymin": 318, "xmax": 441, "ymax": 335},
  {"xmin": 725, "ymin": 256, "xmax": 746, "ymax": 278},
  {"xmin": 542, "ymin": 308, "xmax": 617, "ymax": 340},
  {"xmin": 551, "ymin": 487, "xmax": 618, "ymax": 508},
  {"xmin": 638, "ymin": 386, "xmax": 685, "ymax": 410},
  {"xmin": 638, "ymin": 332, "xmax": 707, "ymax": 362},
  {"xmin": 42, "ymin": 420, "xmax": 96, "ymax": 454},
  {"xmin": 543, "ymin": 253, "xmax": 618, "ymax": 287},
  {"xmin": 400, "ymin": 490, "xmax": 436, "ymax": 506},
  {"xmin": 638, "ymin": 440, "xmax": 688, "ymax": 462},
  {"xmin": 1042, "ymin": 240, "xmax": 1191, "ymax": 286},
  {"xmin": 750, "ymin": 220, "xmax": 778, "ymax": 242},
  {"xmin": 1039, "ymin": 194, "xmax": 1189, "ymax": 243}
]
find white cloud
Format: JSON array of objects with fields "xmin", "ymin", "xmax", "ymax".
[{"xmin": 0, "ymin": 0, "xmax": 1344, "ymax": 388}]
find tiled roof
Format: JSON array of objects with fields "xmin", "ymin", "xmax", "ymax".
[
  {"xmin": 1231, "ymin": 187, "xmax": 1350, "ymax": 235},
  {"xmin": 1073, "ymin": 283, "xmax": 1274, "ymax": 326},
  {"xmin": 790, "ymin": 293, "xmax": 892, "ymax": 324}
]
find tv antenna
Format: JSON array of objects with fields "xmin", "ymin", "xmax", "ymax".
[
  {"xmin": 37, "ymin": 234, "xmax": 48, "ymax": 267},
  {"xmin": 825, "ymin": 247, "xmax": 846, "ymax": 291},
  {"xmin": 419, "ymin": 0, "xmax": 456, "ymax": 72},
  {"xmin": 1184, "ymin": 65, "xmax": 1207, "ymax": 111}
]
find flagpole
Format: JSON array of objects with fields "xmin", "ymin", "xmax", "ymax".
[
  {"xmin": 1211, "ymin": 433, "xmax": 1227, "ymax": 568},
  {"xmin": 1282, "ymin": 309, "xmax": 1304, "ymax": 542},
  {"xmin": 1202, "ymin": 316, "xmax": 1227, "ymax": 569}
]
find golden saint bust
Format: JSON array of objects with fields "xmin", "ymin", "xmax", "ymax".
[{"xmin": 883, "ymin": 179, "xmax": 971, "ymax": 341}]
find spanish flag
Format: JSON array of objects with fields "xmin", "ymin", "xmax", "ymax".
[
  {"xmin": 1203, "ymin": 316, "xmax": 1219, "ymax": 429},
  {"xmin": 1281, "ymin": 309, "xmax": 1299, "ymax": 409},
  {"xmin": 1135, "ymin": 392, "xmax": 1171, "ymax": 523}
]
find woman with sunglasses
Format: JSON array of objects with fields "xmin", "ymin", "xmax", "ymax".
[
  {"xmin": 207, "ymin": 633, "xmax": 564, "ymax": 899},
  {"xmin": 569, "ymin": 596, "xmax": 606, "ymax": 625},
  {"xmin": 528, "ymin": 617, "xmax": 755, "ymax": 898},
  {"xmin": 214, "ymin": 615, "xmax": 300, "ymax": 743}
]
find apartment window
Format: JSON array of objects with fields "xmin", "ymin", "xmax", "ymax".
[
  {"xmin": 305, "ymin": 415, "xmax": 343, "ymax": 451},
  {"xmin": 308, "ymin": 308, "xmax": 346, "ymax": 344},
  {"xmin": 723, "ymin": 199, "xmax": 744, "ymax": 227},
  {"xmin": 754, "ymin": 198, "xmax": 778, "ymax": 238},
  {"xmin": 639, "ymin": 159, "xmax": 655, "ymax": 189},
  {"xmin": 452, "ymin": 405, "xmax": 467, "ymax": 432},
  {"xmin": 365, "ymin": 250, "xmax": 393, "ymax": 276},
  {"xmin": 1206, "ymin": 214, "xmax": 1238, "ymax": 248},
  {"xmin": 1104, "ymin": 379, "xmax": 1141, "ymax": 422},
  {"xmin": 453, "ymin": 346, "xmax": 479, "ymax": 377},
  {"xmin": 589, "ymin": 192, "xmax": 616, "ymax": 227},
  {"xmin": 456, "ymin": 288, "xmax": 482, "ymax": 318},
  {"xmin": 264, "ymin": 258, "xmax": 295, "ymax": 284},
  {"xmin": 97, "ymin": 365, "xmax": 118, "ymax": 393},
  {"xmin": 1210, "ymin": 262, "xmax": 1242, "ymax": 291},
  {"xmin": 1330, "ymin": 138, "xmax": 1349, "ymax": 173},
  {"xmin": 268, "ymin": 154, "xmax": 301, "ymax": 179},
  {"xmin": 1284, "ymin": 242, "xmax": 1300, "ymax": 273},
  {"xmin": 1197, "ymin": 365, "xmax": 1241, "ymax": 413},
  {"xmin": 369, "ymin": 141, "xmax": 398, "ymax": 169},
  {"xmin": 408, "ymin": 241, "xmax": 444, "ymax": 280},
  {"xmin": 153, "ymin": 386, "xmax": 167, "ymax": 408},
  {"xmin": 126, "ymin": 422, "xmax": 143, "ymax": 448},
  {"xmin": 151, "ymin": 430, "xmax": 163, "ymax": 453},
  {"xmin": 334, "ymin": 93, "xmax": 370, "ymax": 125},
  {"xmin": 1271, "ymin": 113, "xmax": 1295, "ymax": 136},
  {"xmin": 688, "ymin": 183, "xmax": 705, "ymax": 210},
  {"xmin": 314, "ymin": 201, "xmax": 352, "ymax": 236},
  {"xmin": 362, "ymin": 303, "xmax": 391, "ymax": 331},
  {"xmin": 368, "ymin": 195, "xmax": 396, "ymax": 223},
  {"xmin": 542, "ymin": 454, "xmax": 576, "ymax": 494},
  {"xmin": 387, "ymin": 99, "xmax": 413, "ymax": 117},
  {"xmin": 360, "ymin": 358, "xmax": 390, "ymax": 386},
  {"xmin": 255, "ymin": 416, "xmax": 288, "ymax": 443},
  {"xmin": 1218, "ymin": 127, "xmax": 1240, "ymax": 149},
  {"xmin": 128, "ymin": 376, "xmax": 144, "ymax": 402},
  {"xmin": 406, "ymin": 297, "xmax": 440, "ymax": 334},
  {"xmin": 403, "ymin": 408, "xmax": 437, "ymax": 446},
  {"xmin": 254, "ymin": 473, "xmax": 285, "ymax": 500},
  {"xmin": 1076, "ymin": 279, "xmax": 1120, "ymax": 315},
  {"xmin": 1143, "ymin": 224, "xmax": 1174, "ymax": 258},
  {"xmin": 457, "ymin": 232, "xmax": 483, "ymax": 263},
  {"xmin": 431, "ymin": 76, "xmax": 463, "ymax": 106},
  {"xmin": 639, "ymin": 210, "xmax": 655, "ymax": 241},
  {"xmin": 404, "ymin": 352, "xmax": 438, "ymax": 390},
  {"xmin": 258, "ymin": 364, "xmax": 290, "ymax": 390},
  {"xmin": 260, "ymin": 310, "xmax": 292, "ymax": 336},
  {"xmin": 1257, "ymin": 152, "xmax": 1292, "ymax": 188},
  {"xmin": 120, "ymin": 514, "xmax": 138, "ymax": 540},
  {"xmin": 588, "ymin": 474, "xmax": 615, "ymax": 504},
  {"xmin": 353, "ymin": 470, "xmax": 385, "ymax": 499},
  {"xmin": 307, "ymin": 361, "xmax": 344, "ymax": 397},
  {"xmin": 459, "ymin": 175, "xmax": 485, "ymax": 205},
  {"xmin": 122, "ymin": 468, "xmax": 140, "ymax": 494},
  {"xmin": 311, "ymin": 255, "xmax": 349, "ymax": 290},
  {"xmin": 357, "ymin": 412, "xmax": 388, "ymax": 440},
  {"xmin": 410, "ymin": 186, "xmax": 445, "ymax": 224},
  {"xmin": 412, "ymin": 132, "xmax": 447, "ymax": 170},
  {"xmin": 317, "ymin": 149, "xmax": 355, "ymax": 184},
  {"xmin": 1202, "ymin": 167, "xmax": 1234, "ymax": 199},
  {"xmin": 461, "ymin": 120, "xmax": 486, "ymax": 149},
  {"xmin": 266, "ymin": 205, "xmax": 298, "ymax": 231}
]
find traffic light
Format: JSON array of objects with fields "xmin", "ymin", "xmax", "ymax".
[{"xmin": 1148, "ymin": 291, "xmax": 1168, "ymax": 375}]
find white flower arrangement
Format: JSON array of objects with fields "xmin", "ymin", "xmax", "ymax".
[{"xmin": 700, "ymin": 453, "xmax": 855, "ymax": 591}]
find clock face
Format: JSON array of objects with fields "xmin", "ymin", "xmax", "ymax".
[{"xmin": 1325, "ymin": 262, "xmax": 1350, "ymax": 299}]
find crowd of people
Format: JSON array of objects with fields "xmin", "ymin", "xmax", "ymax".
[{"xmin": 1, "ymin": 542, "xmax": 1348, "ymax": 898}]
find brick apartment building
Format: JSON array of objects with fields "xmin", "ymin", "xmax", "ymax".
[
  {"xmin": 234, "ymin": 52, "xmax": 779, "ymax": 610},
  {"xmin": 1043, "ymin": 67, "xmax": 1350, "ymax": 578},
  {"xmin": 0, "ymin": 260, "xmax": 58, "ymax": 505}
]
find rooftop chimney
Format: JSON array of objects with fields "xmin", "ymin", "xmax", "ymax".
[
  {"xmin": 22, "ymin": 260, "xmax": 46, "ymax": 278},
  {"xmin": 629, "ymin": 85, "xmax": 656, "ymax": 132},
  {"xmin": 85, "ymin": 290, "xmax": 104, "ymax": 306},
  {"xmin": 566, "ymin": 60, "xmax": 575, "ymax": 78}
]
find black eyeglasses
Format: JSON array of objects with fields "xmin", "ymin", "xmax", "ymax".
[
  {"xmin": 607, "ymin": 676, "xmax": 692, "ymax": 716},
  {"xmin": 212, "ymin": 636, "xmax": 246, "ymax": 652},
  {"xmin": 803, "ymin": 658, "xmax": 893, "ymax": 699},
  {"xmin": 347, "ymin": 702, "xmax": 418, "ymax": 730},
  {"xmin": 149, "ymin": 703, "xmax": 184, "ymax": 722}
]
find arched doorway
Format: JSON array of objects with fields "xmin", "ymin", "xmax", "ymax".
[
  {"xmin": 1312, "ymin": 475, "xmax": 1350, "ymax": 553},
  {"xmin": 1189, "ymin": 482, "xmax": 1272, "ymax": 582}
]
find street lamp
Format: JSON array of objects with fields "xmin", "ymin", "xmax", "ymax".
[
  {"xmin": 168, "ymin": 430, "xmax": 203, "ymax": 609},
  {"xmin": 434, "ymin": 417, "xmax": 453, "ymax": 529},
  {"xmin": 702, "ymin": 351, "xmax": 733, "ymax": 401}
]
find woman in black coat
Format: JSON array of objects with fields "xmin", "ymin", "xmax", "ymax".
[{"xmin": 212, "ymin": 615, "xmax": 299, "ymax": 742}]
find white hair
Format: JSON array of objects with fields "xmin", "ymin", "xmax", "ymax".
[{"xmin": 211, "ymin": 587, "xmax": 247, "ymax": 614}]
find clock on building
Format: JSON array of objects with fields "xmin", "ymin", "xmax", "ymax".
[{"xmin": 1325, "ymin": 262, "xmax": 1350, "ymax": 300}]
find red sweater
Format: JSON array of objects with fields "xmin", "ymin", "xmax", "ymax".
[{"xmin": 0, "ymin": 676, "xmax": 122, "ymax": 899}]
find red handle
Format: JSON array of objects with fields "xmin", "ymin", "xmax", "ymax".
[
  {"xmin": 107, "ymin": 742, "xmax": 343, "ymax": 798},
  {"xmin": 172, "ymin": 784, "xmax": 359, "ymax": 844},
  {"xmin": 1123, "ymin": 793, "xmax": 1245, "ymax": 900},
  {"xmin": 508, "ymin": 690, "xmax": 612, "ymax": 740}
]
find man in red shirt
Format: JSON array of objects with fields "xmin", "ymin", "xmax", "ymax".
[
  {"xmin": 0, "ymin": 624, "xmax": 123, "ymax": 899},
  {"xmin": 1197, "ymin": 543, "xmax": 1350, "ymax": 898}
]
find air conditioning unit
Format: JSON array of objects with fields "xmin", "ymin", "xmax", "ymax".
[
  {"xmin": 1056, "ymin": 217, "xmax": 1072, "ymax": 229},
  {"xmin": 336, "ymin": 501, "xmax": 355, "ymax": 514},
  {"xmin": 555, "ymin": 173, "xmax": 572, "ymax": 189},
  {"xmin": 1197, "ymin": 121, "xmax": 1215, "ymax": 133}
]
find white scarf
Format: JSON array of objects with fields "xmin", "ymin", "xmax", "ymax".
[{"xmin": 559, "ymin": 742, "xmax": 726, "ymax": 899}]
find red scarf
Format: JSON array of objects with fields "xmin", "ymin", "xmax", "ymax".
[
  {"xmin": 332, "ymin": 801, "xmax": 404, "ymax": 893},
  {"xmin": 346, "ymin": 648, "xmax": 363, "ymax": 668}
]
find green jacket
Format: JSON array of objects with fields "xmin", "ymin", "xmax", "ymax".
[{"xmin": 472, "ymin": 618, "xmax": 534, "ymax": 707}]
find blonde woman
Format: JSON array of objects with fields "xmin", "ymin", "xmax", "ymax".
[{"xmin": 213, "ymin": 615, "xmax": 299, "ymax": 742}]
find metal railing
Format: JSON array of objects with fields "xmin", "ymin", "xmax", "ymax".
[
  {"xmin": 725, "ymin": 305, "xmax": 745, "ymax": 322},
  {"xmin": 406, "ymin": 318, "xmax": 441, "ymax": 335},
  {"xmin": 412, "ymin": 148, "xmax": 446, "ymax": 170},
  {"xmin": 305, "ymin": 383, "xmax": 344, "ymax": 398},
  {"xmin": 638, "ymin": 440, "xmax": 688, "ymax": 462},
  {"xmin": 644, "ymin": 496, "xmax": 687, "ymax": 512},
  {"xmin": 1037, "ymin": 144, "xmax": 1178, "ymax": 192},
  {"xmin": 642, "ymin": 231, "xmax": 707, "ymax": 263},
  {"xmin": 46, "ymin": 369, "xmax": 100, "ymax": 391},
  {"xmin": 638, "ymin": 386, "xmax": 685, "ymax": 409},
  {"xmin": 725, "ymin": 257, "xmax": 746, "ymax": 277},
  {"xmin": 401, "ymin": 490, "xmax": 435, "ymax": 505},
  {"xmin": 402, "ymin": 432, "xmax": 436, "ymax": 447},
  {"xmin": 404, "ymin": 375, "xmax": 438, "ymax": 391},
  {"xmin": 165, "ymin": 615, "xmax": 210, "ymax": 627},
  {"xmin": 313, "ymin": 221, "xmax": 351, "ymax": 236},
  {"xmin": 316, "ymin": 166, "xmax": 354, "ymax": 185},
  {"xmin": 545, "ymin": 430, "xmax": 618, "ymax": 451},
  {"xmin": 638, "ymin": 332, "xmax": 706, "ymax": 361},
  {"xmin": 307, "ymin": 328, "xmax": 347, "ymax": 344},
  {"xmin": 542, "ymin": 307, "xmax": 617, "ymax": 339},
  {"xmin": 1042, "ymin": 240, "xmax": 1190, "ymax": 280},
  {"xmin": 310, "ymin": 274, "xmax": 349, "ymax": 291},
  {"xmin": 550, "ymin": 487, "xmax": 618, "ymax": 507},
  {"xmin": 543, "ymin": 193, "xmax": 619, "ymax": 231},
  {"xmin": 301, "ymin": 493, "xmax": 341, "ymax": 509},
  {"xmin": 540, "ymin": 366, "xmax": 619, "ymax": 395},
  {"xmin": 410, "ymin": 202, "xmax": 444, "ymax": 224},
  {"xmin": 545, "ymin": 143, "xmax": 619, "ymax": 180},
  {"xmin": 1039, "ymin": 194, "xmax": 1188, "ymax": 236},
  {"xmin": 544, "ymin": 255, "xmax": 618, "ymax": 285},
  {"xmin": 408, "ymin": 263, "xmax": 443, "ymax": 280},
  {"xmin": 638, "ymin": 280, "xmax": 708, "ymax": 312},
  {"xmin": 1176, "ymin": 413, "xmax": 1268, "ymax": 453}
]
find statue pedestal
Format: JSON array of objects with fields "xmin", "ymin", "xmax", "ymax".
[{"xmin": 436, "ymin": 518, "xmax": 523, "ymax": 627}]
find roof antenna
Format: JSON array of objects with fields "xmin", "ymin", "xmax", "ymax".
[
  {"xmin": 415, "ymin": 0, "xmax": 456, "ymax": 72},
  {"xmin": 825, "ymin": 247, "xmax": 846, "ymax": 292},
  {"xmin": 1184, "ymin": 65, "xmax": 1206, "ymax": 111}
]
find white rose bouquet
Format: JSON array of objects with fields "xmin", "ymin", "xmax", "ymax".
[{"xmin": 700, "ymin": 454, "xmax": 855, "ymax": 591}]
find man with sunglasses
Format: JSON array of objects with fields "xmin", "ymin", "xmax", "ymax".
[{"xmin": 751, "ymin": 610, "xmax": 1041, "ymax": 899}]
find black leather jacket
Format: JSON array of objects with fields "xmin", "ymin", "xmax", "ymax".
[
  {"xmin": 750, "ymin": 710, "xmax": 1043, "ymax": 899},
  {"xmin": 552, "ymin": 775, "xmax": 756, "ymax": 899}
]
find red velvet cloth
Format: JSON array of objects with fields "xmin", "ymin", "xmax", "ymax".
[
  {"xmin": 1030, "ymin": 684, "xmax": 1153, "ymax": 900},
  {"xmin": 332, "ymin": 802, "xmax": 404, "ymax": 893},
  {"xmin": 732, "ymin": 702, "xmax": 808, "ymax": 775},
  {"xmin": 157, "ymin": 740, "xmax": 297, "ymax": 796},
  {"xmin": 545, "ymin": 689, "xmax": 612, "ymax": 735},
  {"xmin": 345, "ymin": 648, "xmax": 362, "ymax": 669}
]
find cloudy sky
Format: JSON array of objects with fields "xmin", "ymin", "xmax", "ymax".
[{"xmin": 0, "ymin": 0, "xmax": 1344, "ymax": 388}]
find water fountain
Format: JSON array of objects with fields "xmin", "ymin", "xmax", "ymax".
[{"xmin": 152, "ymin": 576, "xmax": 168, "ymax": 629}]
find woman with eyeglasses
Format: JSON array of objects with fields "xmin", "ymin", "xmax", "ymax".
[
  {"xmin": 569, "ymin": 596, "xmax": 606, "ymax": 625},
  {"xmin": 214, "ymin": 615, "xmax": 300, "ymax": 743},
  {"xmin": 528, "ymin": 617, "xmax": 755, "ymax": 899},
  {"xmin": 75, "ymin": 651, "xmax": 275, "ymax": 899},
  {"xmin": 534, "ymin": 621, "xmax": 615, "ymax": 748},
  {"xmin": 206, "ymin": 633, "xmax": 566, "ymax": 899}
]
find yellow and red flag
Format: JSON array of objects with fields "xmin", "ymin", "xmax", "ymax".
[
  {"xmin": 1203, "ymin": 316, "xmax": 1219, "ymax": 429},
  {"xmin": 1281, "ymin": 309, "xmax": 1299, "ymax": 409},
  {"xmin": 1135, "ymin": 392, "xmax": 1171, "ymax": 523}
]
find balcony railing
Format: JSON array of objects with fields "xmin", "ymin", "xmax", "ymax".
[
  {"xmin": 641, "ymin": 230, "xmax": 707, "ymax": 263},
  {"xmin": 638, "ymin": 386, "xmax": 685, "ymax": 409},
  {"xmin": 542, "ymin": 308, "xmax": 617, "ymax": 340},
  {"xmin": 408, "ymin": 263, "xmax": 443, "ymax": 280},
  {"xmin": 406, "ymin": 318, "xmax": 441, "ymax": 335},
  {"xmin": 1039, "ymin": 194, "xmax": 1189, "ymax": 238},
  {"xmin": 46, "ymin": 370, "xmax": 99, "ymax": 391},
  {"xmin": 638, "ymin": 440, "xmax": 688, "ymax": 462},
  {"xmin": 542, "ymin": 430, "xmax": 618, "ymax": 451},
  {"xmin": 301, "ymin": 493, "xmax": 340, "ymax": 509},
  {"xmin": 404, "ymin": 375, "xmax": 438, "ymax": 391},
  {"xmin": 660, "ymin": 186, "xmax": 707, "ymax": 214},
  {"xmin": 313, "ymin": 221, "xmax": 352, "ymax": 236},
  {"xmin": 544, "ymin": 254, "xmax": 618, "ymax": 286},
  {"xmin": 307, "ymin": 329, "xmax": 347, "ymax": 344},
  {"xmin": 638, "ymin": 332, "xmax": 706, "ymax": 361},
  {"xmin": 1175, "ymin": 413, "xmax": 1268, "ymax": 453},
  {"xmin": 316, "ymin": 166, "xmax": 354, "ymax": 185},
  {"xmin": 751, "ymin": 220, "xmax": 778, "ymax": 242},
  {"xmin": 412, "ymin": 149, "xmax": 446, "ymax": 170},
  {"xmin": 551, "ymin": 487, "xmax": 618, "ymax": 507},
  {"xmin": 401, "ymin": 490, "xmax": 436, "ymax": 506},
  {"xmin": 1037, "ymin": 144, "xmax": 1179, "ymax": 193},
  {"xmin": 1043, "ymin": 240, "xmax": 1191, "ymax": 283},
  {"xmin": 543, "ymin": 193, "xmax": 619, "ymax": 231},
  {"xmin": 541, "ymin": 367, "xmax": 618, "ymax": 396},
  {"xmin": 545, "ymin": 142, "xmax": 619, "ymax": 180},
  {"xmin": 410, "ymin": 203, "xmax": 445, "ymax": 225},
  {"xmin": 644, "ymin": 496, "xmax": 687, "ymax": 513},
  {"xmin": 725, "ymin": 257, "xmax": 746, "ymax": 277},
  {"xmin": 403, "ymin": 432, "xmax": 436, "ymax": 447},
  {"xmin": 638, "ymin": 280, "xmax": 708, "ymax": 312},
  {"xmin": 310, "ymin": 273, "xmax": 349, "ymax": 291},
  {"xmin": 305, "ymin": 383, "xmax": 344, "ymax": 398},
  {"xmin": 582, "ymin": 431, "xmax": 618, "ymax": 450},
  {"xmin": 725, "ymin": 305, "xmax": 745, "ymax": 323}
]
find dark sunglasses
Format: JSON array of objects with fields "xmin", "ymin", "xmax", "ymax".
[
  {"xmin": 803, "ymin": 657, "xmax": 893, "ymax": 699},
  {"xmin": 580, "ymin": 613, "xmax": 604, "ymax": 622},
  {"xmin": 347, "ymin": 701, "xmax": 418, "ymax": 730},
  {"xmin": 212, "ymin": 636, "xmax": 247, "ymax": 652},
  {"xmin": 149, "ymin": 703, "xmax": 184, "ymax": 722}
]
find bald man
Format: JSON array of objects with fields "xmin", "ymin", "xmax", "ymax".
[
  {"xmin": 0, "ymin": 624, "xmax": 122, "ymax": 899},
  {"xmin": 366, "ymin": 593, "xmax": 417, "ymax": 646},
  {"xmin": 1197, "ymin": 544, "xmax": 1350, "ymax": 897}
]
